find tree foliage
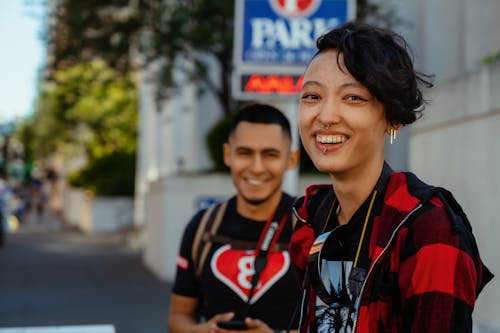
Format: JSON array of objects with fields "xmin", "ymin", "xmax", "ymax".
[
  {"xmin": 35, "ymin": 60, "xmax": 137, "ymax": 159},
  {"xmin": 25, "ymin": 0, "xmax": 142, "ymax": 195},
  {"xmin": 138, "ymin": 0, "xmax": 236, "ymax": 116},
  {"xmin": 31, "ymin": 60, "xmax": 138, "ymax": 195},
  {"xmin": 45, "ymin": 0, "xmax": 142, "ymax": 75}
]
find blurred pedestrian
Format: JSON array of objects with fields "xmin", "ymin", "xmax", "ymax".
[
  {"xmin": 0, "ymin": 175, "xmax": 12, "ymax": 248},
  {"xmin": 168, "ymin": 104, "xmax": 301, "ymax": 333},
  {"xmin": 28, "ymin": 177, "xmax": 45, "ymax": 220},
  {"xmin": 290, "ymin": 21, "xmax": 493, "ymax": 333}
]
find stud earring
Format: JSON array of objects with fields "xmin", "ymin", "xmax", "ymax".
[{"xmin": 389, "ymin": 128, "xmax": 397, "ymax": 144}]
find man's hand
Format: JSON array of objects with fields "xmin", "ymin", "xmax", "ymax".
[
  {"xmin": 169, "ymin": 294, "xmax": 236, "ymax": 333},
  {"xmin": 213, "ymin": 317, "xmax": 273, "ymax": 333}
]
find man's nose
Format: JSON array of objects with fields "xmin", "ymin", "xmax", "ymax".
[{"xmin": 249, "ymin": 155, "xmax": 265, "ymax": 173}]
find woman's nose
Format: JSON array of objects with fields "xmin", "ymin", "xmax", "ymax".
[{"xmin": 317, "ymin": 98, "xmax": 341, "ymax": 127}]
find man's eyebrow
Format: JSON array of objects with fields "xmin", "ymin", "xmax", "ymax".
[
  {"xmin": 262, "ymin": 148, "xmax": 281, "ymax": 153},
  {"xmin": 235, "ymin": 147, "xmax": 281, "ymax": 153}
]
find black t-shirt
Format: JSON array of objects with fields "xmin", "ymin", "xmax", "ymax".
[
  {"xmin": 172, "ymin": 194, "xmax": 300, "ymax": 330},
  {"xmin": 309, "ymin": 164, "xmax": 391, "ymax": 333}
]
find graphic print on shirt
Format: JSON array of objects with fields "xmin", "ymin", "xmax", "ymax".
[
  {"xmin": 211, "ymin": 244, "xmax": 290, "ymax": 303},
  {"xmin": 316, "ymin": 259, "xmax": 358, "ymax": 333}
]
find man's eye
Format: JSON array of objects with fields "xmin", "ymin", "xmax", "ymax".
[{"xmin": 237, "ymin": 150, "xmax": 251, "ymax": 156}]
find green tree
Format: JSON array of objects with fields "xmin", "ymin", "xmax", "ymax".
[
  {"xmin": 34, "ymin": 60, "xmax": 138, "ymax": 195},
  {"xmin": 139, "ymin": 0, "xmax": 235, "ymax": 116},
  {"xmin": 44, "ymin": 0, "xmax": 142, "ymax": 75}
]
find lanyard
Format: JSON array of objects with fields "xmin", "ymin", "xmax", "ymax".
[
  {"xmin": 307, "ymin": 190, "xmax": 377, "ymax": 305},
  {"xmin": 237, "ymin": 201, "xmax": 290, "ymax": 318}
]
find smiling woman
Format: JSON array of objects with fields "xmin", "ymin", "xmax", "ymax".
[
  {"xmin": 290, "ymin": 21, "xmax": 493, "ymax": 333},
  {"xmin": 0, "ymin": 1, "xmax": 45, "ymax": 122}
]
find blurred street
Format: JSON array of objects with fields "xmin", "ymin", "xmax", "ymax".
[{"xmin": 0, "ymin": 211, "xmax": 172, "ymax": 333}]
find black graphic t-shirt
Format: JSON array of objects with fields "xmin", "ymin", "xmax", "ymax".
[
  {"xmin": 310, "ymin": 166, "xmax": 391, "ymax": 333},
  {"xmin": 172, "ymin": 195, "xmax": 300, "ymax": 330}
]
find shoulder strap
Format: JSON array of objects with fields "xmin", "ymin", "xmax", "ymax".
[{"xmin": 191, "ymin": 201, "xmax": 228, "ymax": 279}]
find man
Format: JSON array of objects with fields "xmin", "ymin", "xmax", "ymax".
[{"xmin": 169, "ymin": 103, "xmax": 300, "ymax": 333}]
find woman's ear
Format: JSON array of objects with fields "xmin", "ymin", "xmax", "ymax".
[{"xmin": 386, "ymin": 124, "xmax": 402, "ymax": 144}]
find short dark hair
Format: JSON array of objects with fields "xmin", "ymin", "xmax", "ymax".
[
  {"xmin": 229, "ymin": 103, "xmax": 292, "ymax": 141},
  {"xmin": 313, "ymin": 21, "xmax": 434, "ymax": 125}
]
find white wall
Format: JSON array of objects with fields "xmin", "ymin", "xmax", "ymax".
[
  {"xmin": 142, "ymin": 174, "xmax": 234, "ymax": 281},
  {"xmin": 62, "ymin": 188, "xmax": 134, "ymax": 234},
  {"xmin": 410, "ymin": 61, "xmax": 500, "ymax": 332},
  {"xmin": 390, "ymin": 0, "xmax": 500, "ymax": 81}
]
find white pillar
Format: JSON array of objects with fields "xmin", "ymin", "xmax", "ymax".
[
  {"xmin": 134, "ymin": 60, "xmax": 160, "ymax": 226},
  {"xmin": 278, "ymin": 100, "xmax": 300, "ymax": 196}
]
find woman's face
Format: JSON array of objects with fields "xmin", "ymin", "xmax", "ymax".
[{"xmin": 299, "ymin": 49, "xmax": 389, "ymax": 177}]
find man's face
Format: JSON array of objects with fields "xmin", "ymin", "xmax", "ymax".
[{"xmin": 223, "ymin": 121, "xmax": 297, "ymax": 206}]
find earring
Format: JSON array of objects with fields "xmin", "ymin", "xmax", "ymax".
[
  {"xmin": 323, "ymin": 123, "xmax": 331, "ymax": 130},
  {"xmin": 389, "ymin": 128, "xmax": 397, "ymax": 144}
]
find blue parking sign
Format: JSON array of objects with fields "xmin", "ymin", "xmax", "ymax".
[
  {"xmin": 232, "ymin": 0, "xmax": 355, "ymax": 100},
  {"xmin": 236, "ymin": 0, "xmax": 354, "ymax": 66}
]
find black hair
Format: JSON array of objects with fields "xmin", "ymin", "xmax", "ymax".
[
  {"xmin": 313, "ymin": 21, "xmax": 434, "ymax": 125},
  {"xmin": 229, "ymin": 103, "xmax": 292, "ymax": 141}
]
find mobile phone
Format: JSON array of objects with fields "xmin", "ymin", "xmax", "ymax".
[{"xmin": 216, "ymin": 320, "xmax": 247, "ymax": 330}]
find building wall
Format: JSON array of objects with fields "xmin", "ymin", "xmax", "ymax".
[
  {"xmin": 392, "ymin": 0, "xmax": 500, "ymax": 80},
  {"xmin": 410, "ymin": 61, "xmax": 500, "ymax": 331}
]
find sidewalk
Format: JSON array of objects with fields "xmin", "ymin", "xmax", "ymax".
[{"xmin": 0, "ymin": 209, "xmax": 172, "ymax": 333}]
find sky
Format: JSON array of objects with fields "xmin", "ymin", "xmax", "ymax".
[{"xmin": 0, "ymin": 1, "xmax": 45, "ymax": 123}]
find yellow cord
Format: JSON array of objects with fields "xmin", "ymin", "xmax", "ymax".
[
  {"xmin": 353, "ymin": 190, "xmax": 377, "ymax": 268},
  {"xmin": 322, "ymin": 197, "xmax": 337, "ymax": 233},
  {"xmin": 320, "ymin": 189, "xmax": 377, "ymax": 267}
]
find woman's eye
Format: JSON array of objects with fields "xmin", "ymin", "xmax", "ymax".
[
  {"xmin": 345, "ymin": 95, "xmax": 367, "ymax": 102},
  {"xmin": 301, "ymin": 93, "xmax": 319, "ymax": 100}
]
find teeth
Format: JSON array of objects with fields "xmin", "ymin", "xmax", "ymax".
[
  {"xmin": 247, "ymin": 179, "xmax": 263, "ymax": 185},
  {"xmin": 316, "ymin": 134, "xmax": 346, "ymax": 144}
]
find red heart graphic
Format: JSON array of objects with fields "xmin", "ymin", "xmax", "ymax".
[{"xmin": 211, "ymin": 244, "xmax": 290, "ymax": 303}]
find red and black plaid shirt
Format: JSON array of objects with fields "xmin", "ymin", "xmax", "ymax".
[{"xmin": 291, "ymin": 170, "xmax": 493, "ymax": 333}]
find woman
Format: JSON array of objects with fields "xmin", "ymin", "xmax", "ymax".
[{"xmin": 290, "ymin": 22, "xmax": 493, "ymax": 333}]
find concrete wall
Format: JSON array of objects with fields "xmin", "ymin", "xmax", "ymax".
[
  {"xmin": 388, "ymin": 0, "xmax": 500, "ymax": 81},
  {"xmin": 410, "ymin": 61, "xmax": 500, "ymax": 331},
  {"xmin": 62, "ymin": 188, "xmax": 88, "ymax": 228},
  {"xmin": 62, "ymin": 188, "xmax": 134, "ymax": 234},
  {"xmin": 142, "ymin": 174, "xmax": 233, "ymax": 281}
]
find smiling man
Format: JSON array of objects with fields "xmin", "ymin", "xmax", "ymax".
[{"xmin": 168, "ymin": 103, "xmax": 300, "ymax": 333}]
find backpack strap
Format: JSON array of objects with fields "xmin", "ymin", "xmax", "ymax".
[{"xmin": 191, "ymin": 201, "xmax": 228, "ymax": 279}]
